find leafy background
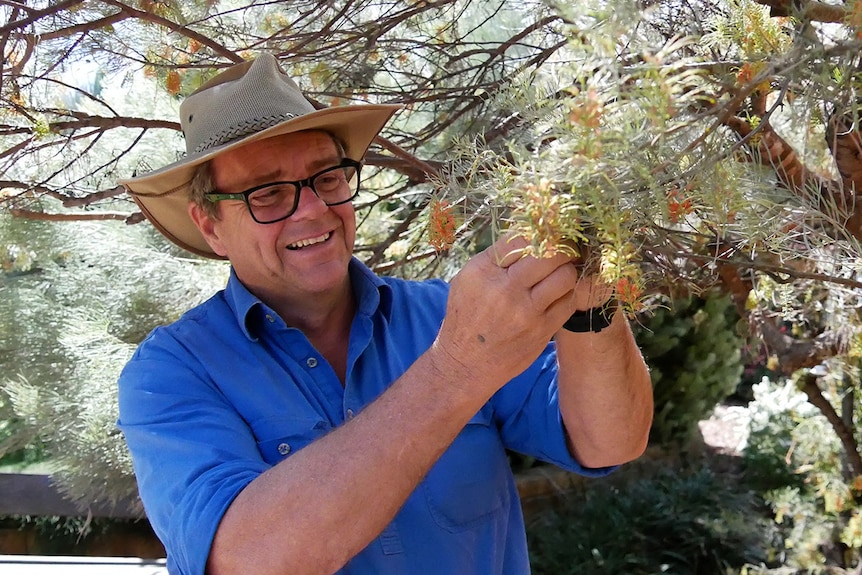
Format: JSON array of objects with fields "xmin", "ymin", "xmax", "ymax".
[{"xmin": 2, "ymin": 0, "xmax": 862, "ymax": 572}]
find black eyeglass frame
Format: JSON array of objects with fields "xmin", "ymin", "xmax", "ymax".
[{"xmin": 205, "ymin": 158, "xmax": 363, "ymax": 224}]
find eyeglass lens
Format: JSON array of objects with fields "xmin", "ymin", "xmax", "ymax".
[{"xmin": 247, "ymin": 164, "xmax": 358, "ymax": 223}]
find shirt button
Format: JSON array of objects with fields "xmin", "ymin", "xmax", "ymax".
[
  {"xmin": 277, "ymin": 442, "xmax": 291, "ymax": 456},
  {"xmin": 346, "ymin": 409, "xmax": 355, "ymax": 420},
  {"xmin": 306, "ymin": 357, "xmax": 318, "ymax": 368},
  {"xmin": 265, "ymin": 314, "xmax": 275, "ymax": 323}
]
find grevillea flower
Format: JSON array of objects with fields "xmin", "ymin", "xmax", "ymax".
[
  {"xmin": 667, "ymin": 188, "xmax": 693, "ymax": 223},
  {"xmin": 428, "ymin": 198, "xmax": 456, "ymax": 251},
  {"xmin": 615, "ymin": 277, "xmax": 643, "ymax": 309},
  {"xmin": 521, "ymin": 178, "xmax": 562, "ymax": 258},
  {"xmin": 165, "ymin": 71, "xmax": 182, "ymax": 96}
]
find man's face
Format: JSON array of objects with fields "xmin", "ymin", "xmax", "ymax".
[{"xmin": 191, "ymin": 130, "xmax": 357, "ymax": 305}]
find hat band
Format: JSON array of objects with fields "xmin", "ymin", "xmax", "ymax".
[{"xmin": 192, "ymin": 113, "xmax": 298, "ymax": 155}]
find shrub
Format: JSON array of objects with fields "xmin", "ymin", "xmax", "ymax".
[
  {"xmin": 743, "ymin": 378, "xmax": 855, "ymax": 571},
  {"xmin": 527, "ymin": 466, "xmax": 777, "ymax": 574},
  {"xmin": 634, "ymin": 292, "xmax": 745, "ymax": 446}
]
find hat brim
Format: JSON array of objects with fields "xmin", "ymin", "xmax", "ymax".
[{"xmin": 120, "ymin": 104, "xmax": 401, "ymax": 259}]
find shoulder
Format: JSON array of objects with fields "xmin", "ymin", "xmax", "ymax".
[
  {"xmin": 127, "ymin": 290, "xmax": 236, "ymax": 365},
  {"xmin": 118, "ymin": 291, "xmax": 247, "ymax": 419}
]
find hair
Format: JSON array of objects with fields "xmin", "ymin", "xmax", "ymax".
[
  {"xmin": 187, "ymin": 130, "xmax": 349, "ymax": 221},
  {"xmin": 189, "ymin": 160, "xmax": 218, "ymax": 218}
]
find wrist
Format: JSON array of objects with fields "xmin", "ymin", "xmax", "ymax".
[{"xmin": 562, "ymin": 299, "xmax": 617, "ymax": 333}]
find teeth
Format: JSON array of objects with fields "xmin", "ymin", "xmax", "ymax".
[{"xmin": 288, "ymin": 232, "xmax": 330, "ymax": 250}]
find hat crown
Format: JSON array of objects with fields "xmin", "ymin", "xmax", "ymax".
[{"xmin": 179, "ymin": 53, "xmax": 316, "ymax": 156}]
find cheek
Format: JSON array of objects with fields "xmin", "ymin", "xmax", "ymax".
[
  {"xmin": 335, "ymin": 205, "xmax": 356, "ymax": 247},
  {"xmin": 215, "ymin": 214, "xmax": 282, "ymax": 255}
]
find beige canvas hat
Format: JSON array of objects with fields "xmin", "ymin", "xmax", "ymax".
[{"xmin": 120, "ymin": 53, "xmax": 401, "ymax": 258}]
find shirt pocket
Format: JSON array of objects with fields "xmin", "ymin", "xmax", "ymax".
[
  {"xmin": 421, "ymin": 407, "xmax": 510, "ymax": 532},
  {"xmin": 251, "ymin": 416, "xmax": 331, "ymax": 465}
]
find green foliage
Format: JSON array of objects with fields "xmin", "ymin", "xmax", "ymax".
[
  {"xmin": 1, "ymin": 4, "xmax": 862, "ymax": 570},
  {"xmin": 527, "ymin": 466, "xmax": 777, "ymax": 575},
  {"xmin": 742, "ymin": 378, "xmax": 857, "ymax": 570},
  {"xmin": 742, "ymin": 383, "xmax": 811, "ymax": 494},
  {"xmin": 0, "ymin": 414, "xmax": 46, "ymax": 469},
  {"xmin": 0, "ymin": 210, "xmax": 227, "ymax": 507},
  {"xmin": 635, "ymin": 292, "xmax": 745, "ymax": 445}
]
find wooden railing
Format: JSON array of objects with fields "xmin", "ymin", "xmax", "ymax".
[
  {"xmin": 1, "ymin": 465, "xmax": 584, "ymax": 520},
  {"xmin": 0, "ymin": 466, "xmax": 586, "ymax": 557},
  {"xmin": 0, "ymin": 473, "xmax": 163, "ymax": 557},
  {"xmin": 0, "ymin": 473, "xmax": 141, "ymax": 518}
]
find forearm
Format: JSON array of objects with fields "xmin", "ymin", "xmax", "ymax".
[
  {"xmin": 207, "ymin": 349, "xmax": 493, "ymax": 575},
  {"xmin": 555, "ymin": 312, "xmax": 653, "ymax": 468}
]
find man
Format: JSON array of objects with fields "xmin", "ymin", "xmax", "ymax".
[{"xmin": 118, "ymin": 53, "xmax": 653, "ymax": 575}]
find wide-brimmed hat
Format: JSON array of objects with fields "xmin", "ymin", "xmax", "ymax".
[{"xmin": 119, "ymin": 53, "xmax": 400, "ymax": 258}]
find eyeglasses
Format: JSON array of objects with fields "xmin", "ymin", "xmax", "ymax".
[{"xmin": 205, "ymin": 159, "xmax": 362, "ymax": 224}]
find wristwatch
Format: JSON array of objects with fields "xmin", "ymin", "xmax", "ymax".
[{"xmin": 562, "ymin": 299, "xmax": 617, "ymax": 333}]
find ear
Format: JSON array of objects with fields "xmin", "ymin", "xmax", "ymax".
[{"xmin": 188, "ymin": 202, "xmax": 229, "ymax": 258}]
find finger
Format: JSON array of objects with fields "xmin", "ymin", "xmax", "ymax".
[
  {"xmin": 507, "ymin": 249, "xmax": 576, "ymax": 292},
  {"xmin": 529, "ymin": 263, "xmax": 579, "ymax": 312},
  {"xmin": 491, "ymin": 233, "xmax": 528, "ymax": 268}
]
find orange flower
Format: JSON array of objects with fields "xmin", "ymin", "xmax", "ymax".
[
  {"xmin": 736, "ymin": 62, "xmax": 771, "ymax": 93},
  {"xmin": 848, "ymin": 0, "xmax": 862, "ymax": 37},
  {"xmin": 667, "ymin": 188, "xmax": 693, "ymax": 223},
  {"xmin": 568, "ymin": 88, "xmax": 603, "ymax": 132},
  {"xmin": 615, "ymin": 277, "xmax": 643, "ymax": 307},
  {"xmin": 428, "ymin": 198, "xmax": 456, "ymax": 252},
  {"xmin": 165, "ymin": 70, "xmax": 182, "ymax": 96}
]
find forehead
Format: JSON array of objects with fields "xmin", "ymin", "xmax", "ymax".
[{"xmin": 211, "ymin": 130, "xmax": 341, "ymax": 190}]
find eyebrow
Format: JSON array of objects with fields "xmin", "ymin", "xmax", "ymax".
[{"xmin": 248, "ymin": 155, "xmax": 343, "ymax": 186}]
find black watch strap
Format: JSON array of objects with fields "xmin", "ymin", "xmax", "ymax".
[{"xmin": 562, "ymin": 299, "xmax": 617, "ymax": 333}]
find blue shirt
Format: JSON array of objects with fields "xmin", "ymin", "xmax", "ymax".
[{"xmin": 117, "ymin": 259, "xmax": 613, "ymax": 575}]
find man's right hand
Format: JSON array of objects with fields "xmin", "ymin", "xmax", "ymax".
[{"xmin": 430, "ymin": 233, "xmax": 580, "ymax": 397}]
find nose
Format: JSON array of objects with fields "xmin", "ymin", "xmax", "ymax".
[{"xmin": 291, "ymin": 183, "xmax": 328, "ymax": 219}]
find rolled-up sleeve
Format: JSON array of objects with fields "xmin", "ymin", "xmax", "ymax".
[{"xmin": 118, "ymin": 336, "xmax": 270, "ymax": 575}]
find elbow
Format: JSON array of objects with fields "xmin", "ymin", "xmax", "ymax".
[
  {"xmin": 570, "ymin": 406, "xmax": 653, "ymax": 469},
  {"xmin": 617, "ymin": 400, "xmax": 653, "ymax": 464},
  {"xmin": 207, "ymin": 522, "xmax": 351, "ymax": 575},
  {"xmin": 576, "ymin": 437, "xmax": 648, "ymax": 469}
]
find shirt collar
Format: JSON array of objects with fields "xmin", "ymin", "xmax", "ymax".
[{"xmin": 224, "ymin": 258, "xmax": 393, "ymax": 341}]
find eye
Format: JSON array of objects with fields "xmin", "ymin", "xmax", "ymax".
[
  {"xmin": 248, "ymin": 184, "xmax": 293, "ymax": 207},
  {"xmin": 314, "ymin": 171, "xmax": 346, "ymax": 192}
]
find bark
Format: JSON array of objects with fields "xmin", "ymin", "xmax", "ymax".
[{"xmin": 800, "ymin": 373, "xmax": 862, "ymax": 478}]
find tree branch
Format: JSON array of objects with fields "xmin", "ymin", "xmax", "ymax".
[
  {"xmin": 753, "ymin": 0, "xmax": 847, "ymax": 22},
  {"xmin": 9, "ymin": 208, "xmax": 132, "ymax": 222},
  {"xmin": 37, "ymin": 10, "xmax": 130, "ymax": 42},
  {"xmin": 0, "ymin": 0, "xmax": 86, "ymax": 36},
  {"xmin": 642, "ymin": 244, "xmax": 862, "ymax": 290},
  {"xmin": 98, "ymin": 0, "xmax": 242, "ymax": 63},
  {"xmin": 800, "ymin": 373, "xmax": 862, "ymax": 477},
  {"xmin": 48, "ymin": 116, "xmax": 180, "ymax": 133},
  {"xmin": 757, "ymin": 317, "xmax": 844, "ymax": 374}
]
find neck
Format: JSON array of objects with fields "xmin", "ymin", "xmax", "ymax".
[{"xmin": 273, "ymin": 278, "xmax": 356, "ymax": 384}]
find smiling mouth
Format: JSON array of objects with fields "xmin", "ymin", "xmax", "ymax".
[{"xmin": 287, "ymin": 232, "xmax": 331, "ymax": 250}]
